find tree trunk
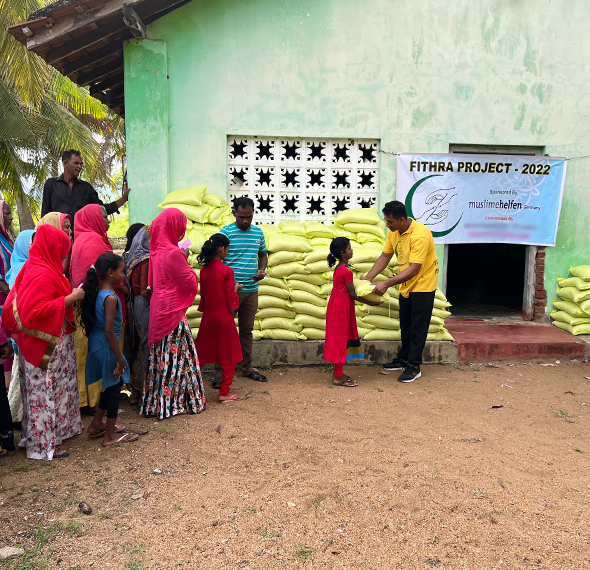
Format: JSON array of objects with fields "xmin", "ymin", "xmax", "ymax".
[{"xmin": 15, "ymin": 194, "xmax": 35, "ymax": 231}]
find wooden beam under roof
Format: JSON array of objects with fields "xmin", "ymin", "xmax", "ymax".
[
  {"xmin": 76, "ymin": 57, "xmax": 123, "ymax": 86},
  {"xmin": 96, "ymin": 84, "xmax": 124, "ymax": 104},
  {"xmin": 58, "ymin": 40, "xmax": 124, "ymax": 75},
  {"xmin": 89, "ymin": 71, "xmax": 124, "ymax": 95}
]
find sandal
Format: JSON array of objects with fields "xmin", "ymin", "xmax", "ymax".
[
  {"xmin": 0, "ymin": 448, "xmax": 7, "ymax": 458},
  {"xmin": 89, "ymin": 424, "xmax": 125, "ymax": 439},
  {"xmin": 333, "ymin": 375, "xmax": 358, "ymax": 388},
  {"xmin": 219, "ymin": 394, "xmax": 244, "ymax": 404},
  {"xmin": 0, "ymin": 429, "xmax": 16, "ymax": 451},
  {"xmin": 54, "ymin": 447, "xmax": 70, "ymax": 459},
  {"xmin": 103, "ymin": 433, "xmax": 139, "ymax": 447},
  {"xmin": 211, "ymin": 374, "xmax": 222, "ymax": 389},
  {"xmin": 244, "ymin": 369, "xmax": 267, "ymax": 383}
]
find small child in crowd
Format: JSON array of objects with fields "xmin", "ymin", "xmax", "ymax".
[
  {"xmin": 82, "ymin": 253, "xmax": 138, "ymax": 446},
  {"xmin": 195, "ymin": 234, "xmax": 244, "ymax": 403},
  {"xmin": 324, "ymin": 237, "xmax": 380, "ymax": 387}
]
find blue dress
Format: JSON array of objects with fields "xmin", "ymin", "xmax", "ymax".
[{"xmin": 85, "ymin": 290, "xmax": 130, "ymax": 388}]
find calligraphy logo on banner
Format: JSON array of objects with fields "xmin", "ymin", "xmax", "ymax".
[{"xmin": 396, "ymin": 153, "xmax": 567, "ymax": 246}]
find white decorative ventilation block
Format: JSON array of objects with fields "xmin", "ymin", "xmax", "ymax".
[{"xmin": 227, "ymin": 137, "xmax": 380, "ymax": 224}]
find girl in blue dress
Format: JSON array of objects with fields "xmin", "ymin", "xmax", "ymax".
[{"xmin": 81, "ymin": 253, "xmax": 138, "ymax": 447}]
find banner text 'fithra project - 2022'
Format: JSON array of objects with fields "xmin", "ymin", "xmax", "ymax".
[{"xmin": 395, "ymin": 153, "xmax": 567, "ymax": 246}]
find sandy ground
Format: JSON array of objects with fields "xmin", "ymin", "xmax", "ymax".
[{"xmin": 1, "ymin": 360, "xmax": 590, "ymax": 570}]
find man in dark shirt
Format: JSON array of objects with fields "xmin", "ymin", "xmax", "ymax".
[{"xmin": 41, "ymin": 149, "xmax": 130, "ymax": 224}]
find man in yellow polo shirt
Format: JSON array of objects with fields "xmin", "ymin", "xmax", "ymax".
[{"xmin": 361, "ymin": 201, "xmax": 438, "ymax": 383}]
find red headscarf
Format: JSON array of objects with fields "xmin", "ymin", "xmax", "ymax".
[
  {"xmin": 148, "ymin": 208, "xmax": 198, "ymax": 346},
  {"xmin": 70, "ymin": 204, "xmax": 111, "ymax": 287},
  {"xmin": 2, "ymin": 225, "xmax": 74, "ymax": 369}
]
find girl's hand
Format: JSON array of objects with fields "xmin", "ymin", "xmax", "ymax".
[
  {"xmin": 235, "ymin": 282, "xmax": 243, "ymax": 293},
  {"xmin": 114, "ymin": 360, "xmax": 125, "ymax": 380},
  {"xmin": 363, "ymin": 299, "xmax": 382, "ymax": 307}
]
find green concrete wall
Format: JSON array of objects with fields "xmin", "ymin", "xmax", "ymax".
[{"xmin": 124, "ymin": 0, "xmax": 590, "ymax": 312}]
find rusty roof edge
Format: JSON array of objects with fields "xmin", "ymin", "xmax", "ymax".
[{"xmin": 28, "ymin": 0, "xmax": 81, "ymax": 21}]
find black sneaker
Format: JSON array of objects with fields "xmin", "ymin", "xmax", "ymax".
[
  {"xmin": 382, "ymin": 357, "xmax": 407, "ymax": 372},
  {"xmin": 398, "ymin": 365, "xmax": 421, "ymax": 383}
]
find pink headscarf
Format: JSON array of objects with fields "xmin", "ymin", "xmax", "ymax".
[
  {"xmin": 148, "ymin": 208, "xmax": 198, "ymax": 346},
  {"xmin": 70, "ymin": 204, "xmax": 111, "ymax": 287}
]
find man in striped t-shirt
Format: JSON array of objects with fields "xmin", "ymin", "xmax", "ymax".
[{"xmin": 219, "ymin": 197, "xmax": 268, "ymax": 383}]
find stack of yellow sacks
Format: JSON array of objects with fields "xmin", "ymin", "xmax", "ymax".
[
  {"xmin": 157, "ymin": 190, "xmax": 453, "ymax": 341},
  {"xmin": 551, "ymin": 265, "xmax": 590, "ymax": 335}
]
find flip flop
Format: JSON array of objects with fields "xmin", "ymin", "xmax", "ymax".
[
  {"xmin": 219, "ymin": 394, "xmax": 243, "ymax": 404},
  {"xmin": 89, "ymin": 424, "xmax": 125, "ymax": 439},
  {"xmin": 102, "ymin": 433, "xmax": 139, "ymax": 447},
  {"xmin": 332, "ymin": 376, "xmax": 358, "ymax": 388},
  {"xmin": 123, "ymin": 428, "xmax": 149, "ymax": 436},
  {"xmin": 54, "ymin": 446, "xmax": 70, "ymax": 459},
  {"xmin": 244, "ymin": 369, "xmax": 267, "ymax": 382}
]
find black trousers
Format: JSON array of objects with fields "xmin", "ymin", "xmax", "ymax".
[
  {"xmin": 98, "ymin": 381, "xmax": 122, "ymax": 419},
  {"xmin": 398, "ymin": 291, "xmax": 436, "ymax": 367}
]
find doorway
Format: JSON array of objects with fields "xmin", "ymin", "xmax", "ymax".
[{"xmin": 445, "ymin": 243, "xmax": 527, "ymax": 319}]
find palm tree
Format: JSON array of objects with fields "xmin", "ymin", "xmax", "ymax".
[{"xmin": 0, "ymin": 0, "xmax": 125, "ymax": 230}]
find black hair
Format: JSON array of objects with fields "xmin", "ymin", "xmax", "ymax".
[
  {"xmin": 61, "ymin": 149, "xmax": 81, "ymax": 163},
  {"xmin": 125, "ymin": 223, "xmax": 145, "ymax": 252},
  {"xmin": 327, "ymin": 237, "xmax": 350, "ymax": 268},
  {"xmin": 80, "ymin": 252, "xmax": 124, "ymax": 337},
  {"xmin": 197, "ymin": 233, "xmax": 230, "ymax": 266},
  {"xmin": 382, "ymin": 200, "xmax": 407, "ymax": 219},
  {"xmin": 233, "ymin": 197, "xmax": 255, "ymax": 212}
]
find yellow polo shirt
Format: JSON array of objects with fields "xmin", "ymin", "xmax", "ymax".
[{"xmin": 383, "ymin": 218, "xmax": 438, "ymax": 297}]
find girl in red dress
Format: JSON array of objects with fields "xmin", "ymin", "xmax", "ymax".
[
  {"xmin": 195, "ymin": 234, "xmax": 244, "ymax": 403},
  {"xmin": 324, "ymin": 237, "xmax": 380, "ymax": 387}
]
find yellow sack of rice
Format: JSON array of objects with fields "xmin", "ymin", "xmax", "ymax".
[
  {"xmin": 208, "ymin": 205, "xmax": 232, "ymax": 225},
  {"xmin": 304, "ymin": 222, "xmax": 336, "ymax": 239},
  {"xmin": 267, "ymin": 233, "xmax": 312, "ymax": 253},
  {"xmin": 432, "ymin": 307, "xmax": 452, "ymax": 319},
  {"xmin": 188, "ymin": 317, "xmax": 201, "ymax": 329},
  {"xmin": 258, "ymin": 285, "xmax": 290, "ymax": 300},
  {"xmin": 310, "ymin": 237, "xmax": 332, "ymax": 246},
  {"xmin": 557, "ymin": 276, "xmax": 590, "ymax": 291},
  {"xmin": 187, "ymin": 254, "xmax": 199, "ymax": 268},
  {"xmin": 253, "ymin": 320, "xmax": 261, "ymax": 331},
  {"xmin": 557, "ymin": 287, "xmax": 590, "ymax": 304},
  {"xmin": 357, "ymin": 326, "xmax": 372, "ymax": 339},
  {"xmin": 186, "ymin": 306, "xmax": 202, "ymax": 319},
  {"xmin": 553, "ymin": 320, "xmax": 590, "ymax": 336},
  {"xmin": 291, "ymin": 273, "xmax": 327, "ymax": 286},
  {"xmin": 162, "ymin": 203, "xmax": 212, "ymax": 223},
  {"xmin": 576, "ymin": 298, "xmax": 590, "ymax": 313},
  {"xmin": 288, "ymin": 279, "xmax": 320, "ymax": 296},
  {"xmin": 364, "ymin": 329, "xmax": 401, "ymax": 341},
  {"xmin": 191, "ymin": 223, "xmax": 219, "ymax": 235},
  {"xmin": 305, "ymin": 260, "xmax": 332, "ymax": 274},
  {"xmin": 267, "ymin": 262, "xmax": 309, "ymax": 279},
  {"xmin": 435, "ymin": 289, "xmax": 448, "ymax": 301},
  {"xmin": 268, "ymin": 251, "xmax": 306, "ymax": 266},
  {"xmin": 279, "ymin": 220, "xmax": 307, "ymax": 236},
  {"xmin": 353, "ymin": 280, "xmax": 390, "ymax": 303},
  {"xmin": 430, "ymin": 315, "xmax": 445, "ymax": 327},
  {"xmin": 304, "ymin": 247, "xmax": 331, "ymax": 264},
  {"xmin": 552, "ymin": 299, "xmax": 588, "ymax": 317},
  {"xmin": 262, "ymin": 330, "xmax": 306, "ymax": 341},
  {"xmin": 351, "ymin": 246, "xmax": 383, "ymax": 264},
  {"xmin": 291, "ymin": 302, "xmax": 326, "ymax": 319},
  {"xmin": 335, "ymin": 208, "xmax": 381, "ymax": 226},
  {"xmin": 427, "ymin": 328, "xmax": 454, "ymax": 341},
  {"xmin": 433, "ymin": 298, "xmax": 452, "ymax": 309},
  {"xmin": 550, "ymin": 310, "xmax": 590, "ymax": 326},
  {"xmin": 253, "ymin": 330, "xmax": 263, "ymax": 341},
  {"xmin": 191, "ymin": 328, "xmax": 199, "ymax": 339},
  {"xmin": 186, "ymin": 220, "xmax": 193, "ymax": 231},
  {"xmin": 357, "ymin": 304, "xmax": 399, "ymax": 319},
  {"xmin": 256, "ymin": 307, "xmax": 296, "ymax": 319},
  {"xmin": 258, "ymin": 296, "xmax": 292, "ymax": 310},
  {"xmin": 356, "ymin": 232, "xmax": 385, "ymax": 245},
  {"xmin": 159, "ymin": 185, "xmax": 207, "ymax": 207},
  {"xmin": 334, "ymin": 227, "xmax": 357, "ymax": 239},
  {"xmin": 218, "ymin": 214, "xmax": 235, "ymax": 227},
  {"xmin": 569, "ymin": 265, "xmax": 590, "ymax": 281},
  {"xmin": 343, "ymin": 223, "xmax": 385, "ymax": 240},
  {"xmin": 300, "ymin": 328, "xmax": 325, "ymax": 340},
  {"xmin": 294, "ymin": 314, "xmax": 326, "ymax": 329},
  {"xmin": 260, "ymin": 317, "xmax": 302, "ymax": 332},
  {"xmin": 290, "ymin": 289, "xmax": 328, "ymax": 308},
  {"xmin": 188, "ymin": 232, "xmax": 207, "ymax": 254},
  {"xmin": 351, "ymin": 262, "xmax": 393, "ymax": 277},
  {"xmin": 263, "ymin": 276, "xmax": 290, "ymax": 291},
  {"xmin": 202, "ymin": 193, "xmax": 228, "ymax": 208},
  {"xmin": 320, "ymin": 282, "xmax": 333, "ymax": 297},
  {"xmin": 362, "ymin": 314, "xmax": 400, "ymax": 330}
]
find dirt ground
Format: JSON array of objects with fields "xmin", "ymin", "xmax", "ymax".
[{"xmin": 1, "ymin": 360, "xmax": 590, "ymax": 570}]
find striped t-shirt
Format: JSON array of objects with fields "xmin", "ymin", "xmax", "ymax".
[{"xmin": 220, "ymin": 223, "xmax": 267, "ymax": 293}]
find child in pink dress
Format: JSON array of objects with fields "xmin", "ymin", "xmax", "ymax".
[{"xmin": 324, "ymin": 237, "xmax": 380, "ymax": 387}]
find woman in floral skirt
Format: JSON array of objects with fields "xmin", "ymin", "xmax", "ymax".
[{"xmin": 141, "ymin": 208, "xmax": 205, "ymax": 419}]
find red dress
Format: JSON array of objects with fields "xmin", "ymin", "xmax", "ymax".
[
  {"xmin": 195, "ymin": 259, "xmax": 242, "ymax": 365},
  {"xmin": 324, "ymin": 265, "xmax": 363, "ymax": 364}
]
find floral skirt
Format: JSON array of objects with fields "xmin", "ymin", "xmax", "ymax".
[
  {"xmin": 141, "ymin": 317, "xmax": 205, "ymax": 420},
  {"xmin": 19, "ymin": 333, "xmax": 82, "ymax": 461}
]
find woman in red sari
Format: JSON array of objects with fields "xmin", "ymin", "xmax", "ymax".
[
  {"xmin": 141, "ymin": 208, "xmax": 205, "ymax": 420},
  {"xmin": 195, "ymin": 234, "xmax": 243, "ymax": 403},
  {"xmin": 2, "ymin": 225, "xmax": 84, "ymax": 460}
]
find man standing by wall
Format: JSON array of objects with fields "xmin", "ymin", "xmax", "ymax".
[
  {"xmin": 41, "ymin": 149, "xmax": 130, "ymax": 223},
  {"xmin": 219, "ymin": 197, "xmax": 268, "ymax": 383},
  {"xmin": 362, "ymin": 201, "xmax": 438, "ymax": 383}
]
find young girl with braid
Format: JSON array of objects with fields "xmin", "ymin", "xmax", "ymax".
[{"xmin": 195, "ymin": 233, "xmax": 244, "ymax": 403}]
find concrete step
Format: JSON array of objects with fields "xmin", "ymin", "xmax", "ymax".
[{"xmin": 445, "ymin": 320, "xmax": 586, "ymax": 362}]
